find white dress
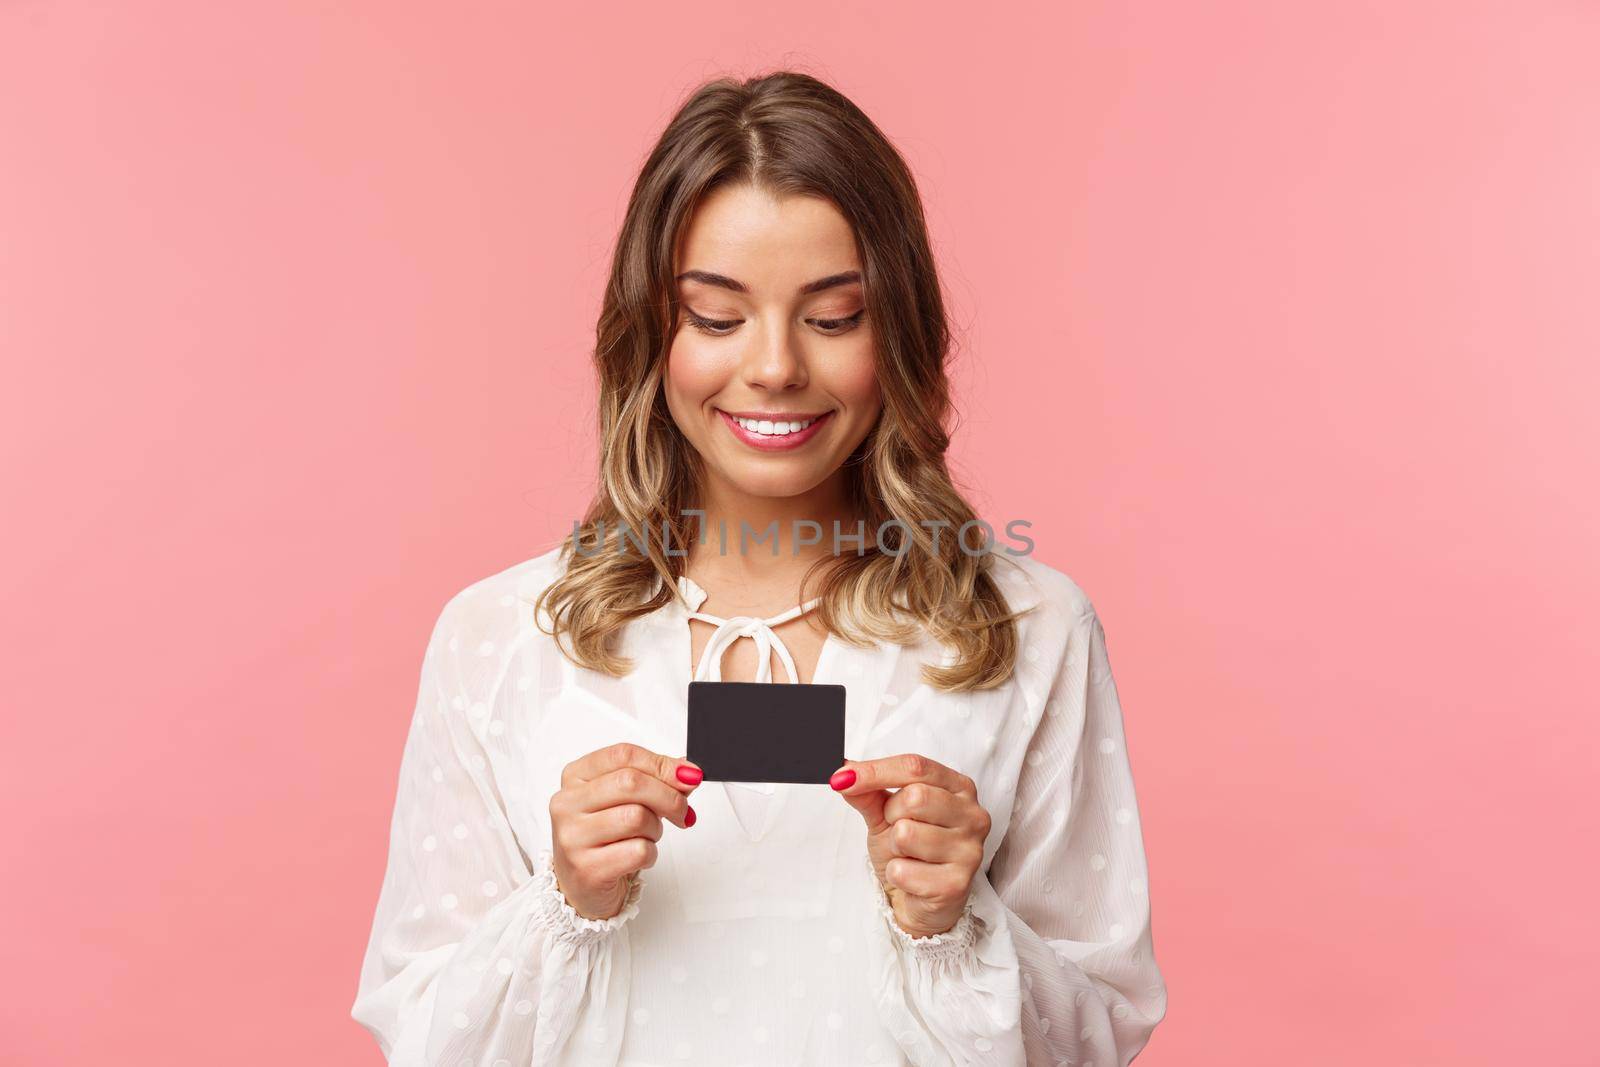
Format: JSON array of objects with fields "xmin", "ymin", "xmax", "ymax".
[{"xmin": 350, "ymin": 547, "xmax": 1168, "ymax": 1066}]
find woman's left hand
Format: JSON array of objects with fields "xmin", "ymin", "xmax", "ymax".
[{"xmin": 830, "ymin": 754, "xmax": 991, "ymax": 938}]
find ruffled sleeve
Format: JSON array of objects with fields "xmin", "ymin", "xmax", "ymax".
[
  {"xmin": 350, "ymin": 589, "xmax": 641, "ymax": 1065},
  {"xmin": 867, "ymin": 602, "xmax": 1169, "ymax": 1066}
]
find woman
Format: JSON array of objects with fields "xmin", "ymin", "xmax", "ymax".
[{"xmin": 351, "ymin": 71, "xmax": 1167, "ymax": 1066}]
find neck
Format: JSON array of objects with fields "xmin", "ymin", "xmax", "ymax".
[{"xmin": 686, "ymin": 469, "xmax": 859, "ymax": 588}]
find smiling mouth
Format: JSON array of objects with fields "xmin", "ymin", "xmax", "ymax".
[
  {"xmin": 728, "ymin": 414, "xmax": 819, "ymax": 436},
  {"xmin": 715, "ymin": 408, "xmax": 834, "ymax": 450}
]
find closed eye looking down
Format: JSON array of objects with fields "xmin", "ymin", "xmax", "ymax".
[{"xmin": 682, "ymin": 308, "xmax": 867, "ymax": 336}]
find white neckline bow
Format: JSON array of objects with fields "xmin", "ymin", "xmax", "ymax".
[{"xmin": 679, "ymin": 574, "xmax": 822, "ymax": 685}]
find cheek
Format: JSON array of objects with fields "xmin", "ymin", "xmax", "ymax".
[
  {"xmin": 825, "ymin": 346, "xmax": 882, "ymax": 414},
  {"xmin": 664, "ymin": 336, "xmax": 730, "ymax": 413}
]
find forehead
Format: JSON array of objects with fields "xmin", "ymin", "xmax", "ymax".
[{"xmin": 675, "ymin": 183, "xmax": 859, "ymax": 292}]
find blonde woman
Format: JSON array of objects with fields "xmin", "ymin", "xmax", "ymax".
[{"xmin": 352, "ymin": 71, "xmax": 1167, "ymax": 1066}]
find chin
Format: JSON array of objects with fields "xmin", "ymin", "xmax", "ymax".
[{"xmin": 726, "ymin": 469, "xmax": 829, "ymax": 500}]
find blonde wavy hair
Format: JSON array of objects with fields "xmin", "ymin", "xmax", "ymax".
[{"xmin": 535, "ymin": 70, "xmax": 1028, "ymax": 693}]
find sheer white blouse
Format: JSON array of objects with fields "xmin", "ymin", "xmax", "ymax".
[{"xmin": 350, "ymin": 547, "xmax": 1168, "ymax": 1066}]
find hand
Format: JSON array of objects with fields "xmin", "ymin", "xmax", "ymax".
[
  {"xmin": 830, "ymin": 753, "xmax": 991, "ymax": 938},
  {"xmin": 549, "ymin": 742, "xmax": 703, "ymax": 920}
]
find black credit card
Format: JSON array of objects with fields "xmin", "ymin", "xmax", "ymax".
[{"xmin": 686, "ymin": 680, "xmax": 847, "ymax": 785}]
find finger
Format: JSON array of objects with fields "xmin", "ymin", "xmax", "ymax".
[
  {"xmin": 587, "ymin": 836, "xmax": 660, "ymax": 883},
  {"xmin": 885, "ymin": 818, "xmax": 984, "ymax": 867},
  {"xmin": 830, "ymin": 753, "xmax": 975, "ymax": 800},
  {"xmin": 830, "ymin": 764, "xmax": 890, "ymax": 833},
  {"xmin": 882, "ymin": 855, "xmax": 971, "ymax": 904},
  {"xmin": 565, "ymin": 802, "xmax": 666, "ymax": 849},
  {"xmin": 575, "ymin": 765, "xmax": 694, "ymax": 829},
  {"xmin": 884, "ymin": 782, "xmax": 980, "ymax": 831},
  {"xmin": 563, "ymin": 742, "xmax": 703, "ymax": 793}
]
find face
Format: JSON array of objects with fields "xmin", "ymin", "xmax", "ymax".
[{"xmin": 663, "ymin": 182, "xmax": 881, "ymax": 505}]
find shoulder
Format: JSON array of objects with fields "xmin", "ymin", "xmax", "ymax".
[
  {"xmin": 991, "ymin": 551, "xmax": 1097, "ymax": 632},
  {"xmin": 986, "ymin": 551, "xmax": 1101, "ymax": 676},
  {"xmin": 428, "ymin": 544, "xmax": 571, "ymax": 651}
]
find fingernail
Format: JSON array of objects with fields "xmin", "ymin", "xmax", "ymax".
[
  {"xmin": 684, "ymin": 804, "xmax": 697, "ymax": 827},
  {"xmin": 829, "ymin": 768, "xmax": 856, "ymax": 791},
  {"xmin": 676, "ymin": 764, "xmax": 703, "ymax": 786}
]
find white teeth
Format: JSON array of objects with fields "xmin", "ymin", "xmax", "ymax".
[{"xmin": 734, "ymin": 415, "xmax": 815, "ymax": 436}]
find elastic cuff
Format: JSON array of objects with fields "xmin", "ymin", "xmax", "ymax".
[
  {"xmin": 532, "ymin": 849, "xmax": 644, "ymax": 947},
  {"xmin": 865, "ymin": 853, "xmax": 980, "ymax": 963}
]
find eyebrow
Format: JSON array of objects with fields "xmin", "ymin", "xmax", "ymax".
[{"xmin": 675, "ymin": 269, "xmax": 862, "ymax": 296}]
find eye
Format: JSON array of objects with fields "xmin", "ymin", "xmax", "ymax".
[
  {"xmin": 681, "ymin": 308, "xmax": 867, "ymax": 337},
  {"xmin": 683, "ymin": 310, "xmax": 740, "ymax": 336},
  {"xmin": 809, "ymin": 310, "xmax": 866, "ymax": 335}
]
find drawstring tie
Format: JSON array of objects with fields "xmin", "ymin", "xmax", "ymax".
[{"xmin": 680, "ymin": 574, "xmax": 821, "ymax": 684}]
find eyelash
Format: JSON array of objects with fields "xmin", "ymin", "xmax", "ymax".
[{"xmin": 683, "ymin": 309, "xmax": 866, "ymax": 337}]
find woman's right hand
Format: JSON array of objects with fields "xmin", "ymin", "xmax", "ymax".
[{"xmin": 548, "ymin": 742, "xmax": 704, "ymax": 920}]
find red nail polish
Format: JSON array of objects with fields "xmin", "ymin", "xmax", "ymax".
[
  {"xmin": 685, "ymin": 804, "xmax": 697, "ymax": 827},
  {"xmin": 676, "ymin": 764, "xmax": 703, "ymax": 786},
  {"xmin": 830, "ymin": 768, "xmax": 856, "ymax": 791}
]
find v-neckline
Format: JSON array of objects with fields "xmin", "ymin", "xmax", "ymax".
[
  {"xmin": 669, "ymin": 574, "xmax": 842, "ymax": 843},
  {"xmin": 676, "ymin": 573, "xmax": 838, "ymax": 687}
]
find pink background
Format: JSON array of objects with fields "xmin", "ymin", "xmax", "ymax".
[{"xmin": 3, "ymin": 2, "xmax": 1596, "ymax": 1063}]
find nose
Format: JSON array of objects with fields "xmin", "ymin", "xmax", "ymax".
[{"xmin": 740, "ymin": 319, "xmax": 809, "ymax": 393}]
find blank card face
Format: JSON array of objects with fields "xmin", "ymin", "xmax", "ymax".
[{"xmin": 686, "ymin": 680, "xmax": 847, "ymax": 785}]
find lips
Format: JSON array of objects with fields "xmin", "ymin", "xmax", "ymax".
[
  {"xmin": 727, "ymin": 412, "xmax": 820, "ymax": 436},
  {"xmin": 716, "ymin": 408, "xmax": 833, "ymax": 451}
]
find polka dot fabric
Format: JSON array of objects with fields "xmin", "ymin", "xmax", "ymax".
[
  {"xmin": 868, "ymin": 575, "xmax": 1170, "ymax": 1066},
  {"xmin": 350, "ymin": 548, "xmax": 1167, "ymax": 1065}
]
